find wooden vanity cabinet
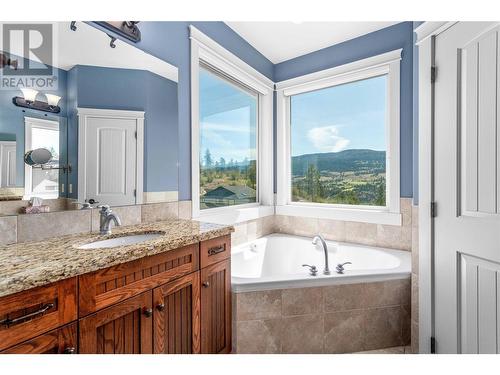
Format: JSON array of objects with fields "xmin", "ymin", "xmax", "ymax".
[
  {"xmin": 200, "ymin": 259, "xmax": 231, "ymax": 354},
  {"xmin": 79, "ymin": 292, "xmax": 153, "ymax": 354},
  {"xmin": 0, "ymin": 235, "xmax": 232, "ymax": 354},
  {"xmin": 153, "ymin": 272, "xmax": 201, "ymax": 354},
  {"xmin": 0, "ymin": 323, "xmax": 77, "ymax": 354}
]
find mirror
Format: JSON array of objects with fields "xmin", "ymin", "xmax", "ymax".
[{"xmin": 0, "ymin": 21, "xmax": 179, "ymax": 214}]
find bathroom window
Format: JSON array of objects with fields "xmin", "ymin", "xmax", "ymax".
[
  {"xmin": 198, "ymin": 66, "xmax": 258, "ymax": 210},
  {"xmin": 24, "ymin": 117, "xmax": 60, "ymax": 200},
  {"xmin": 276, "ymin": 50, "xmax": 401, "ymax": 224},
  {"xmin": 290, "ymin": 75, "xmax": 387, "ymax": 207}
]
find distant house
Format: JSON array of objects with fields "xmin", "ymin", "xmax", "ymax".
[{"xmin": 201, "ymin": 185, "xmax": 256, "ymax": 208}]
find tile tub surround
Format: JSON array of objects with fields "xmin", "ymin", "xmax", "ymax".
[
  {"xmin": 274, "ymin": 198, "xmax": 414, "ymax": 251},
  {"xmin": 232, "ymin": 278, "xmax": 411, "ymax": 354},
  {"xmin": 0, "ymin": 219, "xmax": 233, "ymax": 298}
]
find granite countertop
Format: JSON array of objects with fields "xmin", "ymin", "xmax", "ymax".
[{"xmin": 0, "ymin": 219, "xmax": 233, "ymax": 298}]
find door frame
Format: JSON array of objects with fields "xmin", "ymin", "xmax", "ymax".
[
  {"xmin": 416, "ymin": 21, "xmax": 469, "ymax": 353},
  {"xmin": 77, "ymin": 107, "xmax": 144, "ymax": 205}
]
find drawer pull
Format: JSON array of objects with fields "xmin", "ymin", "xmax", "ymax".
[
  {"xmin": 143, "ymin": 308, "xmax": 153, "ymax": 318},
  {"xmin": 156, "ymin": 303, "xmax": 165, "ymax": 312},
  {"xmin": 63, "ymin": 347, "xmax": 76, "ymax": 354},
  {"xmin": 0, "ymin": 303, "xmax": 54, "ymax": 328},
  {"xmin": 202, "ymin": 281, "xmax": 210, "ymax": 288},
  {"xmin": 208, "ymin": 245, "xmax": 225, "ymax": 256}
]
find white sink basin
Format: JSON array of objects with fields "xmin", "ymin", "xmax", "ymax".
[{"xmin": 77, "ymin": 233, "xmax": 163, "ymax": 249}]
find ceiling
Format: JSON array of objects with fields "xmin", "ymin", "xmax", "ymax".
[{"xmin": 226, "ymin": 22, "xmax": 399, "ymax": 64}]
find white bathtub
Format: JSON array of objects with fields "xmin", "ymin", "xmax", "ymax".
[{"xmin": 231, "ymin": 233, "xmax": 411, "ymax": 292}]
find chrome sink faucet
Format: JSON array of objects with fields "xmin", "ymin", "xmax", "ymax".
[
  {"xmin": 312, "ymin": 235, "xmax": 331, "ymax": 275},
  {"xmin": 99, "ymin": 205, "xmax": 122, "ymax": 235}
]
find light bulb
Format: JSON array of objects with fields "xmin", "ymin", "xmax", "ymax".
[
  {"xmin": 20, "ymin": 88, "xmax": 38, "ymax": 103},
  {"xmin": 45, "ymin": 94, "xmax": 61, "ymax": 107}
]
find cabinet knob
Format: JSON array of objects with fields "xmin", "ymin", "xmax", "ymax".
[
  {"xmin": 202, "ymin": 281, "xmax": 210, "ymax": 288},
  {"xmin": 156, "ymin": 303, "xmax": 165, "ymax": 312},
  {"xmin": 143, "ymin": 308, "xmax": 153, "ymax": 317},
  {"xmin": 63, "ymin": 347, "xmax": 76, "ymax": 354}
]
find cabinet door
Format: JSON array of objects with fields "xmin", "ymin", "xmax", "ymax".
[
  {"xmin": 79, "ymin": 291, "xmax": 153, "ymax": 354},
  {"xmin": 1, "ymin": 323, "xmax": 77, "ymax": 354},
  {"xmin": 153, "ymin": 272, "xmax": 201, "ymax": 354},
  {"xmin": 200, "ymin": 260, "xmax": 231, "ymax": 354}
]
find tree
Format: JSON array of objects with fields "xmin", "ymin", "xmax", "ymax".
[
  {"xmin": 219, "ymin": 157, "xmax": 226, "ymax": 169},
  {"xmin": 375, "ymin": 179, "xmax": 386, "ymax": 206},
  {"xmin": 305, "ymin": 164, "xmax": 323, "ymax": 201},
  {"xmin": 204, "ymin": 149, "xmax": 213, "ymax": 168}
]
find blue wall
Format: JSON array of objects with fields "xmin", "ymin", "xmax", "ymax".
[
  {"xmin": 66, "ymin": 65, "xmax": 179, "ymax": 198},
  {"xmin": 0, "ymin": 55, "xmax": 68, "ymax": 188},
  {"xmin": 91, "ymin": 22, "xmax": 274, "ymax": 201},
  {"xmin": 274, "ymin": 22, "xmax": 415, "ymax": 198},
  {"xmin": 93, "ymin": 21, "xmax": 416, "ymax": 201}
]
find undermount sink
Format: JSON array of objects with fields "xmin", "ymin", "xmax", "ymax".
[{"xmin": 77, "ymin": 233, "xmax": 163, "ymax": 250}]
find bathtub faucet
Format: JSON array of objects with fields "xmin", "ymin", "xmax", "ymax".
[{"xmin": 312, "ymin": 235, "xmax": 331, "ymax": 275}]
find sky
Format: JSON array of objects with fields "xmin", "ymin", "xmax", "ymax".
[
  {"xmin": 199, "ymin": 67, "xmax": 256, "ymax": 165},
  {"xmin": 199, "ymin": 68, "xmax": 386, "ymax": 165},
  {"xmin": 290, "ymin": 74, "xmax": 387, "ymax": 157}
]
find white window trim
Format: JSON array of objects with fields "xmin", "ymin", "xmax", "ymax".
[
  {"xmin": 23, "ymin": 116, "xmax": 60, "ymax": 200},
  {"xmin": 190, "ymin": 26, "xmax": 274, "ymax": 223},
  {"xmin": 276, "ymin": 49, "xmax": 402, "ymax": 226},
  {"xmin": 77, "ymin": 107, "xmax": 144, "ymax": 205}
]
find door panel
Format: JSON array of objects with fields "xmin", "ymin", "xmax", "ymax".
[
  {"xmin": 153, "ymin": 272, "xmax": 201, "ymax": 354},
  {"xmin": 79, "ymin": 291, "xmax": 153, "ymax": 354},
  {"xmin": 86, "ymin": 116, "xmax": 137, "ymax": 206},
  {"xmin": 200, "ymin": 260, "xmax": 231, "ymax": 354},
  {"xmin": 435, "ymin": 21, "xmax": 500, "ymax": 353},
  {"xmin": 0, "ymin": 141, "xmax": 16, "ymax": 188}
]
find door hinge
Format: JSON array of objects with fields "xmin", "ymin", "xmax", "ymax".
[
  {"xmin": 431, "ymin": 201, "xmax": 437, "ymax": 218},
  {"xmin": 134, "ymin": 131, "xmax": 137, "ymax": 139},
  {"xmin": 431, "ymin": 66, "xmax": 437, "ymax": 83},
  {"xmin": 430, "ymin": 336, "xmax": 436, "ymax": 354},
  {"xmin": 133, "ymin": 189, "xmax": 136, "ymax": 197}
]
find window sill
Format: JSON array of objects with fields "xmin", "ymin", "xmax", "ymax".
[
  {"xmin": 275, "ymin": 204, "xmax": 402, "ymax": 226},
  {"xmin": 193, "ymin": 205, "xmax": 274, "ymax": 225}
]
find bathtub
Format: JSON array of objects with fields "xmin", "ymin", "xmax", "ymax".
[{"xmin": 231, "ymin": 233, "xmax": 411, "ymax": 293}]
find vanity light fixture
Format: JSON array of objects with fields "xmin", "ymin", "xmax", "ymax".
[{"xmin": 12, "ymin": 89, "xmax": 62, "ymax": 114}]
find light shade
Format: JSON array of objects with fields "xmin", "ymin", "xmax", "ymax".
[
  {"xmin": 20, "ymin": 88, "xmax": 38, "ymax": 102},
  {"xmin": 45, "ymin": 94, "xmax": 61, "ymax": 107}
]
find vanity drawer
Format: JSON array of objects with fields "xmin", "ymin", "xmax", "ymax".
[
  {"xmin": 0, "ymin": 277, "xmax": 77, "ymax": 351},
  {"xmin": 79, "ymin": 244, "xmax": 199, "ymax": 316},
  {"xmin": 200, "ymin": 235, "xmax": 231, "ymax": 268}
]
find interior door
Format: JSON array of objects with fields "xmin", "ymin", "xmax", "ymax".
[
  {"xmin": 434, "ymin": 21, "xmax": 500, "ymax": 353},
  {"xmin": 85, "ymin": 116, "xmax": 137, "ymax": 206},
  {"xmin": 0, "ymin": 141, "xmax": 16, "ymax": 188}
]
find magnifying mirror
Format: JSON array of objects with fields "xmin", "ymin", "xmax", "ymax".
[{"xmin": 24, "ymin": 148, "xmax": 53, "ymax": 166}]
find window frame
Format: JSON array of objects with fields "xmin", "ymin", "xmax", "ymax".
[
  {"xmin": 190, "ymin": 26, "xmax": 274, "ymax": 222},
  {"xmin": 276, "ymin": 49, "xmax": 402, "ymax": 225},
  {"xmin": 23, "ymin": 116, "xmax": 61, "ymax": 200}
]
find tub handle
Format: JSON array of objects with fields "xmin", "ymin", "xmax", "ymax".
[
  {"xmin": 336, "ymin": 262, "xmax": 352, "ymax": 274},
  {"xmin": 302, "ymin": 264, "xmax": 318, "ymax": 276}
]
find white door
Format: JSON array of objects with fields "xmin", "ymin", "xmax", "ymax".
[
  {"xmin": 434, "ymin": 22, "xmax": 500, "ymax": 353},
  {"xmin": 84, "ymin": 116, "xmax": 137, "ymax": 206},
  {"xmin": 0, "ymin": 141, "xmax": 16, "ymax": 188}
]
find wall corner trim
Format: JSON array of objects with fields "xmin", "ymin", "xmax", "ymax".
[{"xmin": 415, "ymin": 22, "xmax": 457, "ymax": 45}]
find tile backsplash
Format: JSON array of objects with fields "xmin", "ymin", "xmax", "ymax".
[{"xmin": 0, "ymin": 200, "xmax": 185, "ymax": 245}]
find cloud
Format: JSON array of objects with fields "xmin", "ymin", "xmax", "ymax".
[{"xmin": 307, "ymin": 125, "xmax": 350, "ymax": 153}]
